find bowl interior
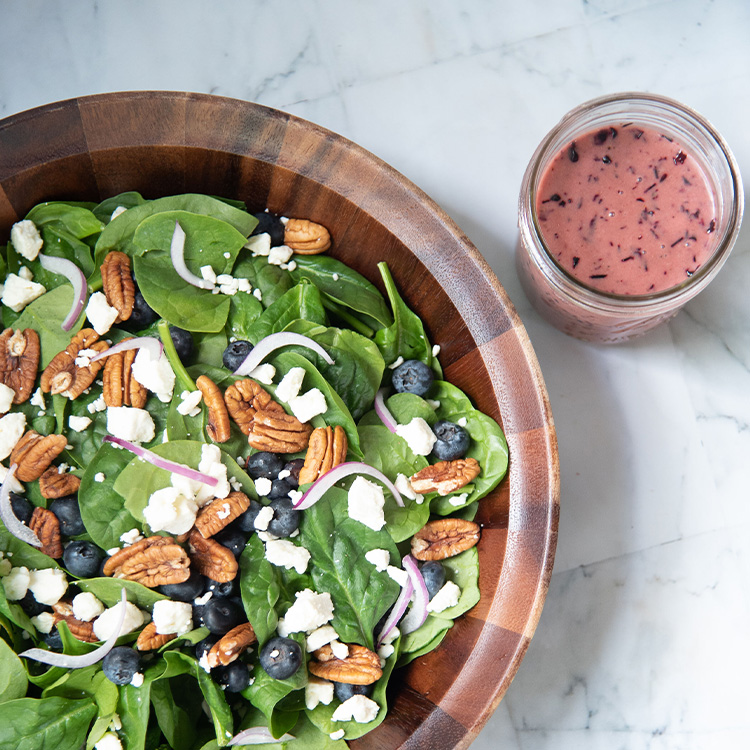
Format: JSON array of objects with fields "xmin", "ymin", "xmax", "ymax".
[{"xmin": 0, "ymin": 92, "xmax": 559, "ymax": 749}]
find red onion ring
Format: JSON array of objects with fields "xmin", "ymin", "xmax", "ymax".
[
  {"xmin": 0, "ymin": 463, "xmax": 41, "ymax": 547},
  {"xmin": 38, "ymin": 253, "xmax": 87, "ymax": 331},
  {"xmin": 374, "ymin": 388, "xmax": 397, "ymax": 433},
  {"xmin": 19, "ymin": 588, "xmax": 128, "ymax": 668},
  {"xmin": 170, "ymin": 221, "xmax": 214, "ymax": 289},
  {"xmin": 103, "ymin": 435, "xmax": 219, "ymax": 487},
  {"xmin": 228, "ymin": 727, "xmax": 296, "ymax": 746},
  {"xmin": 400, "ymin": 555, "xmax": 429, "ymax": 635},
  {"xmin": 89, "ymin": 336, "xmax": 163, "ymax": 364},
  {"xmin": 233, "ymin": 332, "xmax": 335, "ymax": 376},
  {"xmin": 376, "ymin": 576, "xmax": 413, "ymax": 648},
  {"xmin": 293, "ymin": 461, "xmax": 403, "ymax": 511}
]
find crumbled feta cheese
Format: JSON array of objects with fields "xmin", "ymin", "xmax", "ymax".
[
  {"xmin": 216, "ymin": 502, "xmax": 231, "ymax": 520},
  {"xmin": 364, "ymin": 549, "xmax": 390, "ymax": 572},
  {"xmin": 330, "ymin": 729, "xmax": 345, "ymax": 740},
  {"xmin": 380, "ymin": 626, "xmax": 399, "ymax": 646},
  {"xmin": 87, "ymin": 395, "xmax": 107, "ymax": 413},
  {"xmin": 94, "ymin": 472, "xmax": 106, "ymax": 483},
  {"xmin": 388, "ymin": 356, "xmax": 404, "ymax": 370},
  {"xmin": 119, "ymin": 528, "xmax": 143, "ymax": 546},
  {"xmin": 237, "ymin": 278, "xmax": 251, "ymax": 293},
  {"xmin": 332, "ymin": 273, "xmax": 339, "ymax": 281},
  {"xmin": 74, "ymin": 347, "xmax": 100, "ymax": 368},
  {"xmin": 72, "ymin": 592, "xmax": 105, "ymax": 621},
  {"xmin": 347, "ymin": 476, "xmax": 386, "ymax": 531},
  {"xmin": 194, "ymin": 591, "xmax": 212, "ymax": 606},
  {"xmin": 94, "ymin": 731, "xmax": 123, "ymax": 750},
  {"xmin": 257, "ymin": 530, "xmax": 279, "ymax": 543},
  {"xmin": 253, "ymin": 288, "xmax": 263, "ymax": 302},
  {"xmin": 199, "ymin": 652, "xmax": 211, "ymax": 672},
  {"xmin": 0, "ymin": 384, "xmax": 15, "ymax": 414},
  {"xmin": 0, "ymin": 555, "xmax": 10, "ymax": 577},
  {"xmin": 378, "ymin": 643, "xmax": 395, "ymax": 666},
  {"xmin": 426, "ymin": 399, "xmax": 441, "ymax": 410},
  {"xmin": 264, "ymin": 539, "xmax": 310, "ymax": 575},
  {"xmin": 1, "ymin": 274, "xmax": 46, "ymax": 313},
  {"xmin": 386, "ymin": 565, "xmax": 409, "ymax": 587},
  {"xmin": 176, "ymin": 389, "xmax": 203, "ymax": 417},
  {"xmin": 31, "ymin": 611, "xmax": 56, "ymax": 634},
  {"xmin": 131, "ymin": 349, "xmax": 175, "ymax": 403},
  {"xmin": 85, "ymin": 292, "xmax": 119, "ymax": 335},
  {"xmin": 432, "ymin": 344, "xmax": 441, "ymax": 356},
  {"xmin": 254, "ymin": 477, "xmax": 272, "ymax": 497},
  {"xmin": 394, "ymin": 473, "xmax": 423, "ymax": 504},
  {"xmin": 286, "ymin": 260, "xmax": 297, "ymax": 272},
  {"xmin": 107, "ymin": 547, "xmax": 120, "ymax": 557},
  {"xmin": 448, "ymin": 493, "xmax": 469, "ymax": 507},
  {"xmin": 268, "ymin": 245, "xmax": 293, "ymax": 266},
  {"xmin": 18, "ymin": 266, "xmax": 33, "ymax": 281},
  {"xmin": 427, "ymin": 581, "xmax": 461, "ymax": 613},
  {"xmin": 195, "ymin": 443, "xmax": 230, "ymax": 501},
  {"xmin": 219, "ymin": 277, "xmax": 240, "ymax": 295},
  {"xmin": 330, "ymin": 640, "xmax": 349, "ymax": 660},
  {"xmin": 57, "ymin": 463, "xmax": 70, "ymax": 474},
  {"xmin": 254, "ymin": 505, "xmax": 274, "ymax": 531},
  {"xmin": 306, "ymin": 624, "xmax": 338, "ymax": 652},
  {"xmin": 143, "ymin": 486, "xmax": 199, "ymax": 535},
  {"xmin": 111, "ymin": 206, "xmax": 127, "ymax": 221},
  {"xmin": 106, "ymin": 406, "xmax": 155, "ymax": 443},
  {"xmin": 457, "ymin": 416, "xmax": 467, "ymax": 427},
  {"xmin": 130, "ymin": 672, "xmax": 144, "ymax": 687},
  {"xmin": 2, "ymin": 566, "xmax": 30, "ymax": 600},
  {"xmin": 305, "ymin": 676, "xmax": 334, "ymax": 710},
  {"xmin": 275, "ymin": 367, "xmax": 305, "ymax": 403},
  {"xmin": 230, "ymin": 476, "xmax": 242, "ymax": 491},
  {"xmin": 152, "ymin": 599, "xmax": 193, "ymax": 635},
  {"xmin": 288, "ymin": 489, "xmax": 302, "ymax": 504},
  {"xmin": 11, "ymin": 220, "xmax": 43, "ymax": 261},
  {"xmin": 0, "ymin": 412, "xmax": 26, "ymax": 460},
  {"xmin": 395, "ymin": 417, "xmax": 437, "ymax": 456},
  {"xmin": 200, "ymin": 265, "xmax": 217, "ymax": 286},
  {"xmin": 28, "ymin": 568, "xmax": 68, "ymax": 606},
  {"xmin": 244, "ymin": 233, "xmax": 271, "ymax": 256},
  {"xmin": 249, "ymin": 363, "xmax": 275, "ymax": 385},
  {"xmin": 109, "ymin": 714, "xmax": 122, "ymax": 732},
  {"xmin": 68, "ymin": 415, "xmax": 92, "ymax": 432},
  {"xmin": 93, "ymin": 601, "xmax": 146, "ymax": 641},
  {"xmin": 278, "ymin": 469, "xmax": 291, "ymax": 480},
  {"xmin": 288, "ymin": 388, "xmax": 327, "ymax": 423},
  {"xmin": 281, "ymin": 588, "xmax": 334, "ymax": 633},
  {"xmin": 331, "ymin": 694, "xmax": 380, "ymax": 723}
]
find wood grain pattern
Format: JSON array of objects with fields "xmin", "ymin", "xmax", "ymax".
[{"xmin": 0, "ymin": 92, "xmax": 559, "ymax": 747}]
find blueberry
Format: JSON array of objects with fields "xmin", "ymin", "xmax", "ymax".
[
  {"xmin": 431, "ymin": 420, "xmax": 470, "ymax": 461},
  {"xmin": 251, "ymin": 212, "xmax": 285, "ymax": 246},
  {"xmin": 222, "ymin": 340, "xmax": 253, "ymax": 372},
  {"xmin": 267, "ymin": 497, "xmax": 299, "ymax": 538},
  {"xmin": 259, "ymin": 636, "xmax": 302, "ymax": 679},
  {"xmin": 49, "ymin": 495, "xmax": 85, "ymax": 537},
  {"xmin": 333, "ymin": 681, "xmax": 372, "ymax": 702},
  {"xmin": 158, "ymin": 569, "xmax": 206, "ymax": 602},
  {"xmin": 9, "ymin": 493, "xmax": 32, "ymax": 525},
  {"xmin": 236, "ymin": 499, "xmax": 263, "ymax": 533},
  {"xmin": 213, "ymin": 526, "xmax": 249, "ymax": 557},
  {"xmin": 420, "ymin": 561, "xmax": 445, "ymax": 600},
  {"xmin": 123, "ymin": 284, "xmax": 158, "ymax": 331},
  {"xmin": 213, "ymin": 660, "xmax": 251, "ymax": 692},
  {"xmin": 245, "ymin": 452, "xmax": 284, "ymax": 480},
  {"xmin": 18, "ymin": 591, "xmax": 49, "ymax": 617},
  {"xmin": 192, "ymin": 602, "xmax": 206, "ymax": 628},
  {"xmin": 205, "ymin": 578, "xmax": 239, "ymax": 599},
  {"xmin": 63, "ymin": 540, "xmax": 104, "ymax": 578},
  {"xmin": 43, "ymin": 627, "xmax": 63, "ymax": 651},
  {"xmin": 195, "ymin": 635, "xmax": 219, "ymax": 661},
  {"xmin": 267, "ymin": 477, "xmax": 293, "ymax": 500},
  {"xmin": 169, "ymin": 326, "xmax": 194, "ymax": 365},
  {"xmin": 102, "ymin": 646, "xmax": 141, "ymax": 685},
  {"xmin": 202, "ymin": 597, "xmax": 245, "ymax": 635},
  {"xmin": 282, "ymin": 459, "xmax": 304, "ymax": 488},
  {"xmin": 391, "ymin": 359, "xmax": 433, "ymax": 396}
]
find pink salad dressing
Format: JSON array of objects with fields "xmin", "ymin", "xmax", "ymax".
[{"xmin": 535, "ymin": 124, "xmax": 718, "ymax": 295}]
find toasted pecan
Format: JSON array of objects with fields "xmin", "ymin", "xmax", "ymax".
[
  {"xmin": 309, "ymin": 643, "xmax": 382, "ymax": 685},
  {"xmin": 29, "ymin": 507, "xmax": 63, "ymax": 558},
  {"xmin": 196, "ymin": 375, "xmax": 230, "ymax": 443},
  {"xmin": 41, "ymin": 328, "xmax": 108, "ymax": 399},
  {"xmin": 247, "ymin": 409, "xmax": 312, "ymax": 454},
  {"xmin": 194, "ymin": 492, "xmax": 250, "ymax": 539},
  {"xmin": 224, "ymin": 379, "xmax": 283, "ymax": 435},
  {"xmin": 411, "ymin": 518, "xmax": 480, "ymax": 561},
  {"xmin": 39, "ymin": 466, "xmax": 81, "ymax": 499},
  {"xmin": 52, "ymin": 601, "xmax": 98, "ymax": 643},
  {"xmin": 101, "ymin": 251, "xmax": 135, "ymax": 322},
  {"xmin": 298, "ymin": 425, "xmax": 347, "ymax": 484},
  {"xmin": 0, "ymin": 328, "xmax": 40, "ymax": 404},
  {"xmin": 136, "ymin": 621, "xmax": 176, "ymax": 651},
  {"xmin": 206, "ymin": 622, "xmax": 257, "ymax": 667},
  {"xmin": 10, "ymin": 430, "xmax": 68, "ymax": 482},
  {"xmin": 409, "ymin": 457, "xmax": 480, "ymax": 496},
  {"xmin": 283, "ymin": 218, "xmax": 331, "ymax": 254},
  {"xmin": 102, "ymin": 338, "xmax": 147, "ymax": 408},
  {"xmin": 103, "ymin": 535, "xmax": 191, "ymax": 587},
  {"xmin": 188, "ymin": 529, "xmax": 238, "ymax": 582}
]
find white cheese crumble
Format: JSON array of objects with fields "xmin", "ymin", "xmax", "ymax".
[
  {"xmin": 93, "ymin": 601, "xmax": 146, "ymax": 641},
  {"xmin": 330, "ymin": 640, "xmax": 349, "ymax": 660},
  {"xmin": 176, "ymin": 389, "xmax": 203, "ymax": 417},
  {"xmin": 457, "ymin": 416, "xmax": 468, "ymax": 427},
  {"xmin": 111, "ymin": 205, "xmax": 127, "ymax": 221},
  {"xmin": 330, "ymin": 729, "xmax": 345, "ymax": 740},
  {"xmin": 394, "ymin": 473, "xmax": 423, "ymax": 504},
  {"xmin": 200, "ymin": 265, "xmax": 217, "ymax": 286},
  {"xmin": 0, "ymin": 383, "xmax": 16, "ymax": 414},
  {"xmin": 0, "ymin": 553, "xmax": 10, "ymax": 577},
  {"xmin": 31, "ymin": 611, "xmax": 56, "ymax": 634},
  {"xmin": 395, "ymin": 417, "xmax": 437, "ymax": 456},
  {"xmin": 72, "ymin": 592, "xmax": 105, "ymax": 621},
  {"xmin": 10, "ymin": 220, "xmax": 43, "ymax": 261},
  {"xmin": 68, "ymin": 415, "xmax": 92, "ymax": 432},
  {"xmin": 0, "ymin": 412, "xmax": 26, "ymax": 460},
  {"xmin": 130, "ymin": 672, "xmax": 144, "ymax": 687},
  {"xmin": 196, "ymin": 443, "xmax": 230, "ymax": 501},
  {"xmin": 1, "ymin": 274, "xmax": 46, "ymax": 312},
  {"xmin": 448, "ymin": 493, "xmax": 469, "ymax": 507},
  {"xmin": 347, "ymin": 476, "xmax": 386, "ymax": 531},
  {"xmin": 119, "ymin": 528, "xmax": 143, "ymax": 546},
  {"xmin": 426, "ymin": 399, "xmax": 441, "ymax": 410},
  {"xmin": 388, "ymin": 356, "xmax": 404, "ymax": 370},
  {"xmin": 253, "ymin": 288, "xmax": 263, "ymax": 302},
  {"xmin": 432, "ymin": 344, "xmax": 441, "ymax": 356},
  {"xmin": 0, "ymin": 463, "xmax": 24, "ymax": 494},
  {"xmin": 28, "ymin": 568, "xmax": 69, "ymax": 606},
  {"xmin": 288, "ymin": 388, "xmax": 327, "ymax": 423},
  {"xmin": 254, "ymin": 477, "xmax": 272, "ymax": 497},
  {"xmin": 378, "ymin": 642, "xmax": 395, "ymax": 666},
  {"xmin": 94, "ymin": 731, "xmax": 123, "ymax": 750},
  {"xmin": 152, "ymin": 599, "xmax": 193, "ymax": 635},
  {"xmin": 386, "ymin": 565, "xmax": 409, "ymax": 588},
  {"xmin": 427, "ymin": 581, "xmax": 461, "ymax": 613},
  {"xmin": 364, "ymin": 548, "xmax": 390, "ymax": 572},
  {"xmin": 331, "ymin": 694, "xmax": 380, "ymax": 723},
  {"xmin": 85, "ymin": 292, "xmax": 119, "ymax": 335},
  {"xmin": 18, "ymin": 266, "xmax": 33, "ymax": 281},
  {"xmin": 264, "ymin": 539, "xmax": 310, "ymax": 575},
  {"xmin": 249, "ymin": 363, "xmax": 276, "ymax": 385},
  {"xmin": 275, "ymin": 367, "xmax": 305, "ymax": 403},
  {"xmin": 2, "ymin": 566, "xmax": 30, "ymax": 600},
  {"xmin": 143, "ymin": 486, "xmax": 199, "ymax": 535},
  {"xmin": 94, "ymin": 472, "xmax": 106, "ymax": 483},
  {"xmin": 87, "ymin": 395, "xmax": 107, "ymax": 414},
  {"xmin": 306, "ymin": 624, "xmax": 338, "ymax": 652},
  {"xmin": 280, "ymin": 588, "xmax": 334, "ymax": 634},
  {"xmin": 305, "ymin": 676, "xmax": 334, "ymax": 710},
  {"xmin": 332, "ymin": 273, "xmax": 339, "ymax": 282},
  {"xmin": 74, "ymin": 347, "xmax": 100, "ymax": 368},
  {"xmin": 106, "ymin": 406, "xmax": 155, "ymax": 443},
  {"xmin": 244, "ymin": 233, "xmax": 271, "ymax": 256},
  {"xmin": 254, "ymin": 505, "xmax": 274, "ymax": 531},
  {"xmin": 131, "ymin": 349, "xmax": 176, "ymax": 403},
  {"xmin": 268, "ymin": 245, "xmax": 293, "ymax": 266}
]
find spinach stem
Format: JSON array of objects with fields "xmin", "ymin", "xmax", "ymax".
[
  {"xmin": 157, "ymin": 319, "xmax": 196, "ymax": 392},
  {"xmin": 321, "ymin": 294, "xmax": 375, "ymax": 337}
]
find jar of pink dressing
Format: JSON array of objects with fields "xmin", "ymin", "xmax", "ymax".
[{"xmin": 517, "ymin": 92, "xmax": 743, "ymax": 343}]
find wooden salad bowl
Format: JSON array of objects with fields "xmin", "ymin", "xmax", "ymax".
[{"xmin": 0, "ymin": 92, "xmax": 559, "ymax": 748}]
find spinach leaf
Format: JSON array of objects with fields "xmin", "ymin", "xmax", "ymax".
[
  {"xmin": 0, "ymin": 525, "xmax": 61, "ymax": 571},
  {"xmin": 33, "ymin": 224, "xmax": 95, "ymax": 282},
  {"xmin": 231, "ymin": 255, "xmax": 293, "ymax": 309},
  {"xmin": 289, "ymin": 256, "xmax": 392, "ymax": 330},
  {"xmin": 237, "ymin": 710, "xmax": 347, "ymax": 749},
  {"xmin": 244, "ymin": 283, "xmax": 326, "ymax": 345},
  {"xmin": 226, "ymin": 289, "xmax": 264, "ymax": 342},
  {"xmin": 397, "ymin": 615, "xmax": 452, "ymax": 666},
  {"xmin": 150, "ymin": 677, "xmax": 198, "ymax": 749},
  {"xmin": 93, "ymin": 191, "xmax": 147, "ymax": 224},
  {"xmin": 83, "ymin": 673, "xmax": 120, "ymax": 750},
  {"xmin": 194, "ymin": 330, "xmax": 229, "ymax": 370},
  {"xmin": 299, "ymin": 487, "xmax": 399, "ymax": 649},
  {"xmin": 0, "ymin": 636, "xmax": 28, "ymax": 703},
  {"xmin": 430, "ymin": 380, "xmax": 474, "ymax": 414},
  {"xmin": 133, "ymin": 211, "xmax": 247, "ymax": 333},
  {"xmin": 77, "ymin": 577, "xmax": 167, "ymax": 610},
  {"xmin": 26, "ymin": 203, "xmax": 104, "ymax": 240},
  {"xmin": 0, "ymin": 696, "xmax": 97, "ymax": 750},
  {"xmin": 358, "ymin": 391, "xmax": 437, "ymax": 429}
]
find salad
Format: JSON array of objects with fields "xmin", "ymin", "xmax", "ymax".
[{"xmin": 0, "ymin": 193, "xmax": 508, "ymax": 750}]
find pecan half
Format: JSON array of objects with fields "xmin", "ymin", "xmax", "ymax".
[
  {"xmin": 41, "ymin": 328, "xmax": 109, "ymax": 399},
  {"xmin": 0, "ymin": 328, "xmax": 40, "ymax": 404},
  {"xmin": 247, "ymin": 409, "xmax": 312, "ymax": 454},
  {"xmin": 29, "ymin": 507, "xmax": 63, "ymax": 558},
  {"xmin": 188, "ymin": 529, "xmax": 238, "ymax": 582},
  {"xmin": 39, "ymin": 466, "xmax": 81, "ymax": 499},
  {"xmin": 136, "ymin": 621, "xmax": 176, "ymax": 651},
  {"xmin": 298, "ymin": 425, "xmax": 347, "ymax": 485},
  {"xmin": 206, "ymin": 622, "xmax": 257, "ymax": 668},
  {"xmin": 102, "ymin": 338, "xmax": 147, "ymax": 408},
  {"xmin": 411, "ymin": 518, "xmax": 480, "ymax": 561},
  {"xmin": 10, "ymin": 430, "xmax": 68, "ymax": 482},
  {"xmin": 52, "ymin": 601, "xmax": 98, "ymax": 643},
  {"xmin": 309, "ymin": 643, "xmax": 382, "ymax": 685},
  {"xmin": 101, "ymin": 251, "xmax": 135, "ymax": 322},
  {"xmin": 224, "ymin": 379, "xmax": 283, "ymax": 435},
  {"xmin": 103, "ymin": 535, "xmax": 191, "ymax": 587},
  {"xmin": 409, "ymin": 457, "xmax": 481, "ymax": 496},
  {"xmin": 194, "ymin": 491, "xmax": 250, "ymax": 539},
  {"xmin": 284, "ymin": 218, "xmax": 331, "ymax": 254},
  {"xmin": 196, "ymin": 375, "xmax": 230, "ymax": 443}
]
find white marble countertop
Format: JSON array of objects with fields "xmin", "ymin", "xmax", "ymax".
[{"xmin": 2, "ymin": 1, "xmax": 749, "ymax": 747}]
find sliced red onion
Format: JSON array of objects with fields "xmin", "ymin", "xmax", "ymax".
[
  {"xmin": 293, "ymin": 461, "xmax": 403, "ymax": 511},
  {"xmin": 170, "ymin": 221, "xmax": 213, "ymax": 290},
  {"xmin": 374, "ymin": 388, "xmax": 397, "ymax": 433},
  {"xmin": 89, "ymin": 336, "xmax": 163, "ymax": 363},
  {"xmin": 228, "ymin": 728, "xmax": 296, "ymax": 746},
  {"xmin": 20, "ymin": 588, "xmax": 127, "ymax": 668},
  {"xmin": 376, "ymin": 577, "xmax": 413, "ymax": 648},
  {"xmin": 0, "ymin": 464, "xmax": 41, "ymax": 547},
  {"xmin": 399, "ymin": 555, "xmax": 429, "ymax": 635},
  {"xmin": 38, "ymin": 253, "xmax": 87, "ymax": 331},
  {"xmin": 103, "ymin": 435, "xmax": 218, "ymax": 487},
  {"xmin": 233, "ymin": 332, "xmax": 335, "ymax": 376}
]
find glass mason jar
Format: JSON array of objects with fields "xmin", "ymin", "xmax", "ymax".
[{"xmin": 516, "ymin": 92, "xmax": 743, "ymax": 343}]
